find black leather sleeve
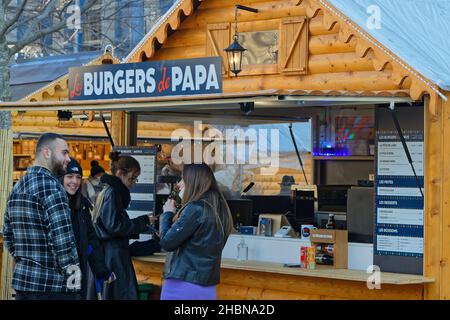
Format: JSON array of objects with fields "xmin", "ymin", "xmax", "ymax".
[
  {"xmin": 159, "ymin": 203, "xmax": 203, "ymax": 252},
  {"xmin": 96, "ymin": 188, "xmax": 150, "ymax": 239}
]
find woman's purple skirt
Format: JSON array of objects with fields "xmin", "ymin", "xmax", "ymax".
[{"xmin": 160, "ymin": 279, "xmax": 217, "ymax": 300}]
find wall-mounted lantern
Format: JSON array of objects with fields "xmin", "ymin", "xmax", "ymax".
[{"xmin": 224, "ymin": 4, "xmax": 258, "ymax": 77}]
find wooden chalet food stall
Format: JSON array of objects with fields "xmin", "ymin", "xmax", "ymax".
[{"xmin": 1, "ymin": 0, "xmax": 450, "ymax": 300}]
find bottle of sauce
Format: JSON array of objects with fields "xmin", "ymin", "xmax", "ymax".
[{"xmin": 326, "ymin": 214, "xmax": 336, "ymax": 229}]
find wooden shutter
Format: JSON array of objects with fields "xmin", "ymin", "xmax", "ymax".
[
  {"xmin": 279, "ymin": 17, "xmax": 309, "ymax": 75},
  {"xmin": 206, "ymin": 23, "xmax": 230, "ymax": 77}
]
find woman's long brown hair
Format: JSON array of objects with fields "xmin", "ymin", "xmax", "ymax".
[
  {"xmin": 179, "ymin": 163, "xmax": 233, "ymax": 237},
  {"xmin": 109, "ymin": 151, "xmax": 141, "ymax": 176}
]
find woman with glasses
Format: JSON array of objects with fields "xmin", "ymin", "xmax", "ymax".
[{"xmin": 93, "ymin": 151, "xmax": 153, "ymax": 300}]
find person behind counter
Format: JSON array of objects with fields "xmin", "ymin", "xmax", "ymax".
[
  {"xmin": 159, "ymin": 163, "xmax": 233, "ymax": 300},
  {"xmin": 93, "ymin": 151, "xmax": 153, "ymax": 300},
  {"xmin": 81, "ymin": 160, "xmax": 106, "ymax": 205},
  {"xmin": 60, "ymin": 158, "xmax": 115, "ymax": 299}
]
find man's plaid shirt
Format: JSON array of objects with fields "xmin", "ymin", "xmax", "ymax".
[{"xmin": 3, "ymin": 166, "xmax": 80, "ymax": 292}]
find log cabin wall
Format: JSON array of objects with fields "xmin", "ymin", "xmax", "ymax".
[
  {"xmin": 242, "ymin": 154, "xmax": 312, "ymax": 195},
  {"xmin": 11, "ymin": 111, "xmax": 194, "ymax": 140},
  {"xmin": 137, "ymin": 0, "xmax": 410, "ymax": 94}
]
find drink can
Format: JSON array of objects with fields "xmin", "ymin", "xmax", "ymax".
[
  {"xmin": 300, "ymin": 246, "xmax": 307, "ymax": 268},
  {"xmin": 307, "ymin": 246, "xmax": 316, "ymax": 269}
]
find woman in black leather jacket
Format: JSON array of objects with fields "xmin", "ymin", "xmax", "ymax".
[
  {"xmin": 61, "ymin": 158, "xmax": 113, "ymax": 300},
  {"xmin": 159, "ymin": 163, "xmax": 233, "ymax": 300},
  {"xmin": 93, "ymin": 152, "xmax": 152, "ymax": 300}
]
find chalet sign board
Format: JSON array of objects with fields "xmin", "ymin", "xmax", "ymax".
[{"xmin": 68, "ymin": 57, "xmax": 222, "ymax": 100}]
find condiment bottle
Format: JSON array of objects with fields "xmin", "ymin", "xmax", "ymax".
[
  {"xmin": 326, "ymin": 214, "xmax": 336, "ymax": 229},
  {"xmin": 237, "ymin": 237, "xmax": 248, "ymax": 261}
]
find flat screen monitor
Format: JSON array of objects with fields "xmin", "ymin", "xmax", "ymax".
[
  {"xmin": 242, "ymin": 195, "xmax": 293, "ymax": 215},
  {"xmin": 293, "ymin": 190, "xmax": 315, "ymax": 222},
  {"xmin": 347, "ymin": 187, "xmax": 374, "ymax": 243},
  {"xmin": 317, "ymin": 185, "xmax": 352, "ymax": 212}
]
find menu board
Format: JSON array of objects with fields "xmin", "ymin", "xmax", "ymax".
[
  {"xmin": 114, "ymin": 146, "xmax": 157, "ymax": 242},
  {"xmin": 374, "ymin": 105, "xmax": 424, "ymax": 275}
]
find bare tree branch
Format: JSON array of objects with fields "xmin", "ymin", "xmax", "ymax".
[
  {"xmin": 3, "ymin": 0, "xmax": 163, "ymax": 62},
  {"xmin": 8, "ymin": 0, "xmax": 100, "ymax": 57},
  {"xmin": 19, "ymin": 0, "xmax": 64, "ymax": 44},
  {"xmin": 115, "ymin": 18, "xmax": 147, "ymax": 41},
  {"xmin": 2, "ymin": 0, "xmax": 15, "ymax": 10},
  {"xmin": 5, "ymin": 4, "xmax": 60, "ymax": 31},
  {"xmin": 0, "ymin": 0, "xmax": 28, "ymax": 38},
  {"xmin": 67, "ymin": 0, "xmax": 146, "ymax": 54},
  {"xmin": 6, "ymin": 0, "xmax": 84, "ymax": 41},
  {"xmin": 79, "ymin": 0, "xmax": 139, "ymax": 25},
  {"xmin": 4, "ymin": 6, "xmax": 43, "ymax": 34}
]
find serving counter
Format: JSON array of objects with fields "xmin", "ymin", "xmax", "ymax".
[{"xmin": 132, "ymin": 253, "xmax": 434, "ymax": 300}]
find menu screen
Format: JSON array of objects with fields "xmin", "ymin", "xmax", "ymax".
[
  {"xmin": 374, "ymin": 105, "xmax": 424, "ymax": 275},
  {"xmin": 114, "ymin": 146, "xmax": 157, "ymax": 242}
]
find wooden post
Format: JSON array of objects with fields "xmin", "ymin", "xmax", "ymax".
[
  {"xmin": 424, "ymin": 93, "xmax": 445, "ymax": 299},
  {"xmin": 124, "ymin": 112, "xmax": 138, "ymax": 147},
  {"xmin": 111, "ymin": 111, "xmax": 125, "ymax": 147},
  {"xmin": 0, "ymin": 111, "xmax": 14, "ymax": 300},
  {"xmin": 438, "ymin": 92, "xmax": 450, "ymax": 299}
]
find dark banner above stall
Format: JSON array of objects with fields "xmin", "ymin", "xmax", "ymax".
[{"xmin": 68, "ymin": 57, "xmax": 222, "ymax": 100}]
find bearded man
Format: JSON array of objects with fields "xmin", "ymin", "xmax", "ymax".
[{"xmin": 3, "ymin": 133, "xmax": 81, "ymax": 300}]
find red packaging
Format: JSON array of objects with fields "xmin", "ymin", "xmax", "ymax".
[{"xmin": 300, "ymin": 246, "xmax": 307, "ymax": 268}]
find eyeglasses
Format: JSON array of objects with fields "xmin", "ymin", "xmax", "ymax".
[{"xmin": 129, "ymin": 176, "xmax": 139, "ymax": 183}]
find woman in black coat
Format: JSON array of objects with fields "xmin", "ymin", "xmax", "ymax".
[
  {"xmin": 92, "ymin": 152, "xmax": 152, "ymax": 300},
  {"xmin": 61, "ymin": 158, "xmax": 114, "ymax": 300}
]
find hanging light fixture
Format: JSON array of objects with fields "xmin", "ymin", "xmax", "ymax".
[{"xmin": 224, "ymin": 5, "xmax": 258, "ymax": 77}]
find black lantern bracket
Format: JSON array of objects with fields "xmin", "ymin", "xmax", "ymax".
[
  {"xmin": 235, "ymin": 4, "xmax": 259, "ymax": 14},
  {"xmin": 224, "ymin": 4, "xmax": 259, "ymax": 77}
]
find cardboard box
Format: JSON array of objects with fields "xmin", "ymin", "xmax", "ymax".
[{"xmin": 310, "ymin": 229, "xmax": 348, "ymax": 268}]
